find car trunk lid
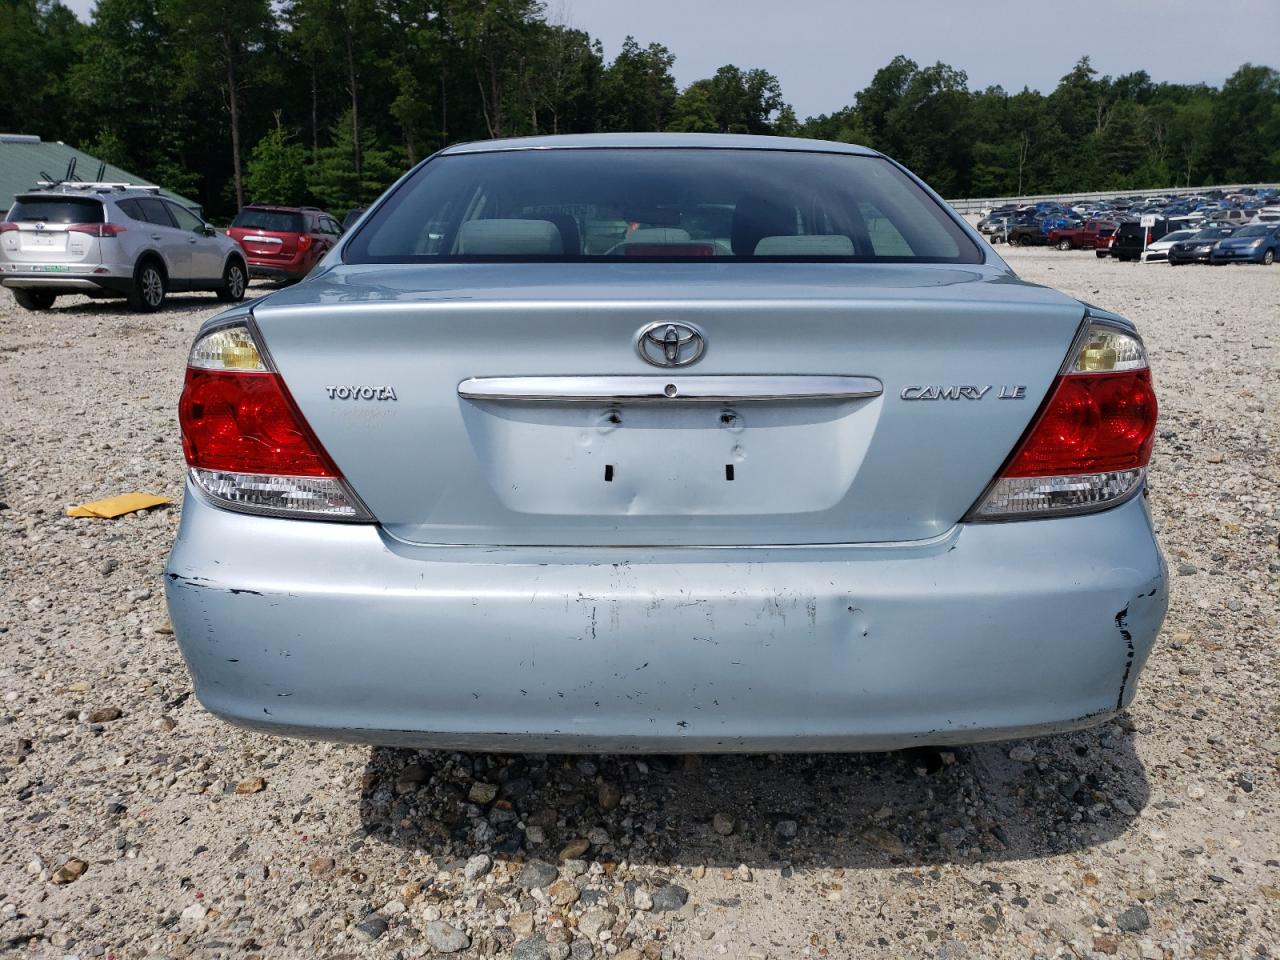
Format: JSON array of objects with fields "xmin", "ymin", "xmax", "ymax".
[{"xmin": 250, "ymin": 262, "xmax": 1086, "ymax": 546}]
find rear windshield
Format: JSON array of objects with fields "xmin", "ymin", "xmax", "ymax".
[
  {"xmin": 7, "ymin": 196, "xmax": 104, "ymax": 224},
  {"xmin": 232, "ymin": 209, "xmax": 305, "ymax": 233},
  {"xmin": 344, "ymin": 149, "xmax": 982, "ymax": 263}
]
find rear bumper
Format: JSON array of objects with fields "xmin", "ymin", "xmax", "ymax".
[
  {"xmin": 246, "ymin": 263, "xmax": 309, "ymax": 280},
  {"xmin": 165, "ymin": 483, "xmax": 1168, "ymax": 753},
  {"xmin": 2, "ymin": 272, "xmax": 132, "ymax": 294}
]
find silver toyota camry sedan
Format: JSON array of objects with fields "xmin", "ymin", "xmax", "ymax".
[{"xmin": 165, "ymin": 134, "xmax": 1167, "ymax": 753}]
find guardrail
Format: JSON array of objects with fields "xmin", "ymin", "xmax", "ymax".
[{"xmin": 944, "ymin": 184, "xmax": 1280, "ymax": 215}]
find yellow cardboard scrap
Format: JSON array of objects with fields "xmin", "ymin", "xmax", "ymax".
[{"xmin": 66, "ymin": 493, "xmax": 172, "ymax": 519}]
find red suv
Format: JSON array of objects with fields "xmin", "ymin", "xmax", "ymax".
[{"xmin": 227, "ymin": 205, "xmax": 342, "ymax": 282}]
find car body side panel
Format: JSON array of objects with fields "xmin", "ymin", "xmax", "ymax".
[{"xmin": 165, "ymin": 483, "xmax": 1167, "ymax": 753}]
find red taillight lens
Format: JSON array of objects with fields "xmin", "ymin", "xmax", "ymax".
[
  {"xmin": 0, "ymin": 222, "xmax": 18, "ymax": 233},
  {"xmin": 67, "ymin": 223, "xmax": 126, "ymax": 237},
  {"xmin": 179, "ymin": 368, "xmax": 336, "ymax": 477},
  {"xmin": 970, "ymin": 320, "xmax": 1158, "ymax": 520},
  {"xmin": 1004, "ymin": 370, "xmax": 1157, "ymax": 478},
  {"xmin": 297, "ymin": 233, "xmax": 313, "ymax": 251}
]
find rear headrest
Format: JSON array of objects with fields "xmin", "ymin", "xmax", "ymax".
[
  {"xmin": 732, "ymin": 195, "xmax": 796, "ymax": 255},
  {"xmin": 754, "ymin": 235, "xmax": 855, "ymax": 256},
  {"xmin": 626, "ymin": 227, "xmax": 691, "ymax": 244},
  {"xmin": 457, "ymin": 219, "xmax": 563, "ymax": 255}
]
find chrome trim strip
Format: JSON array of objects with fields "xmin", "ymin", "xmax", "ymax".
[{"xmin": 457, "ymin": 375, "xmax": 883, "ymax": 402}]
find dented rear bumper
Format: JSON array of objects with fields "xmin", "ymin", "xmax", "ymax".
[{"xmin": 165, "ymin": 481, "xmax": 1167, "ymax": 752}]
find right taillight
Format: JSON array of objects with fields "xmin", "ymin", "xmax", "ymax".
[
  {"xmin": 178, "ymin": 316, "xmax": 371, "ymax": 522},
  {"xmin": 969, "ymin": 319, "xmax": 1157, "ymax": 520}
]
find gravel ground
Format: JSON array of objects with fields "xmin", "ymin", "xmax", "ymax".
[{"xmin": 1, "ymin": 250, "xmax": 1278, "ymax": 960}]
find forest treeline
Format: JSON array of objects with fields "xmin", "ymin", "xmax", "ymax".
[{"xmin": 3, "ymin": 0, "xmax": 1278, "ymax": 217}]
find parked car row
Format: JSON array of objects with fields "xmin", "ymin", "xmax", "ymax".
[
  {"xmin": 1, "ymin": 183, "xmax": 361, "ymax": 311},
  {"xmin": 978, "ymin": 187, "xmax": 1280, "ymax": 260}
]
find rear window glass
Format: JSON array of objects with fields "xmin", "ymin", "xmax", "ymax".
[
  {"xmin": 8, "ymin": 196, "xmax": 104, "ymax": 224},
  {"xmin": 344, "ymin": 149, "xmax": 981, "ymax": 263},
  {"xmin": 233, "ymin": 209, "xmax": 305, "ymax": 233}
]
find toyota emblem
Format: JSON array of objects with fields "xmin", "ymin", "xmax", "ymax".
[{"xmin": 635, "ymin": 322, "xmax": 706, "ymax": 368}]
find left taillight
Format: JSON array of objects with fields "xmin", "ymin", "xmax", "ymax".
[
  {"xmin": 969, "ymin": 317, "xmax": 1158, "ymax": 521},
  {"xmin": 178, "ymin": 318, "xmax": 371, "ymax": 521}
]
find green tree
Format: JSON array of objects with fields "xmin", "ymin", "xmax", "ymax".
[
  {"xmin": 69, "ymin": 0, "xmax": 194, "ymax": 188},
  {"xmin": 444, "ymin": 0, "xmax": 545, "ymax": 138},
  {"xmin": 246, "ymin": 119, "xmax": 309, "ymax": 204},
  {"xmin": 1209, "ymin": 64, "xmax": 1280, "ymax": 180},
  {"xmin": 163, "ymin": 0, "xmax": 274, "ymax": 209},
  {"xmin": 669, "ymin": 82, "xmax": 717, "ymax": 133},
  {"xmin": 701, "ymin": 64, "xmax": 785, "ymax": 134},
  {"xmin": 599, "ymin": 36, "xmax": 677, "ymax": 131},
  {"xmin": 884, "ymin": 62, "xmax": 972, "ymax": 196},
  {"xmin": 308, "ymin": 110, "xmax": 404, "ymax": 212},
  {"xmin": 0, "ymin": 0, "xmax": 87, "ymax": 139}
]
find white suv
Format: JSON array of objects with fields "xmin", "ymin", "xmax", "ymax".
[{"xmin": 0, "ymin": 183, "xmax": 248, "ymax": 312}]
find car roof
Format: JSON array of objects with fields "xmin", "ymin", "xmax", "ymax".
[{"xmin": 438, "ymin": 132, "xmax": 880, "ymax": 157}]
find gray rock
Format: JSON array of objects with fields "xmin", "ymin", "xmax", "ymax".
[
  {"xmin": 512, "ymin": 934, "xmax": 551, "ymax": 960},
  {"xmin": 517, "ymin": 860, "xmax": 559, "ymax": 889},
  {"xmin": 424, "ymin": 920, "xmax": 470, "ymax": 953},
  {"xmin": 650, "ymin": 884, "xmax": 688, "ymax": 912},
  {"xmin": 464, "ymin": 853, "xmax": 493, "ymax": 881},
  {"xmin": 353, "ymin": 914, "xmax": 389, "ymax": 942},
  {"xmin": 775, "ymin": 819, "xmax": 798, "ymax": 838},
  {"xmin": 1116, "ymin": 905, "xmax": 1150, "ymax": 933},
  {"xmin": 1176, "ymin": 562, "xmax": 1197, "ymax": 576},
  {"xmin": 577, "ymin": 907, "xmax": 616, "ymax": 938},
  {"xmin": 712, "ymin": 812, "xmax": 735, "ymax": 836}
]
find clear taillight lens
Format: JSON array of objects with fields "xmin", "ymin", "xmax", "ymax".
[
  {"xmin": 970, "ymin": 319, "xmax": 1157, "ymax": 521},
  {"xmin": 178, "ymin": 318, "xmax": 371, "ymax": 522}
]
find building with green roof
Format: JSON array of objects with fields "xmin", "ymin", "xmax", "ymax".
[{"xmin": 0, "ymin": 133, "xmax": 200, "ymax": 214}]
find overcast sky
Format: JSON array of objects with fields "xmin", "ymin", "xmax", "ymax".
[{"xmin": 61, "ymin": 0, "xmax": 1280, "ymax": 118}]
